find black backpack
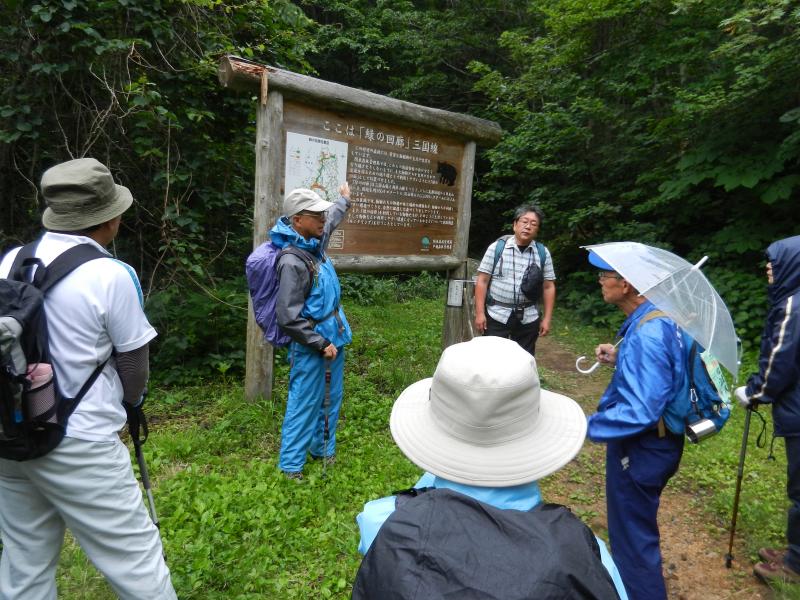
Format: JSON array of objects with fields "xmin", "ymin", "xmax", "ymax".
[
  {"xmin": 0, "ymin": 242, "xmax": 108, "ymax": 460},
  {"xmin": 353, "ymin": 487, "xmax": 620, "ymax": 600}
]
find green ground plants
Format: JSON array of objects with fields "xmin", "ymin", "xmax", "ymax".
[
  {"xmin": 55, "ymin": 296, "xmax": 444, "ymax": 599},
  {"xmin": 52, "ymin": 299, "xmax": 797, "ymax": 598}
]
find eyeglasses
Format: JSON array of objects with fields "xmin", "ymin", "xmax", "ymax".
[
  {"xmin": 297, "ymin": 210, "xmax": 328, "ymax": 221},
  {"xmin": 598, "ymin": 272, "xmax": 622, "ymax": 281},
  {"xmin": 516, "ymin": 219, "xmax": 539, "ymax": 227}
]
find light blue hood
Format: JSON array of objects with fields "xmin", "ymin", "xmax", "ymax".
[{"xmin": 269, "ymin": 217, "xmax": 322, "ymax": 255}]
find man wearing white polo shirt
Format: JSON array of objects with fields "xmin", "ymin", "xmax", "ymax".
[{"xmin": 0, "ymin": 158, "xmax": 176, "ymax": 599}]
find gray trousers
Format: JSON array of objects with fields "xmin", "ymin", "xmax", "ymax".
[{"xmin": 0, "ymin": 437, "xmax": 176, "ymax": 600}]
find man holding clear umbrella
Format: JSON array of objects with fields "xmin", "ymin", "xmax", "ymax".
[
  {"xmin": 583, "ymin": 241, "xmax": 739, "ymax": 599},
  {"xmin": 585, "ymin": 249, "xmax": 687, "ymax": 600},
  {"xmin": 580, "ymin": 241, "xmax": 739, "ymax": 598}
]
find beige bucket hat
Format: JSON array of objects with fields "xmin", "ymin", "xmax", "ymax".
[
  {"xmin": 283, "ymin": 188, "xmax": 334, "ymax": 218},
  {"xmin": 390, "ymin": 336, "xmax": 587, "ymax": 487},
  {"xmin": 41, "ymin": 158, "xmax": 133, "ymax": 231}
]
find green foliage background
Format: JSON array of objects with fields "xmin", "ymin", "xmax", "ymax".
[
  {"xmin": 2, "ymin": 2, "xmax": 799, "ymax": 596},
  {"xmin": 3, "ymin": 0, "xmax": 798, "ymax": 374},
  {"xmin": 0, "ymin": 0, "xmax": 800, "ymax": 381}
]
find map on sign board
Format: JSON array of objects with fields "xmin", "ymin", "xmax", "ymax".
[{"xmin": 284, "ymin": 131, "xmax": 348, "ymax": 202}]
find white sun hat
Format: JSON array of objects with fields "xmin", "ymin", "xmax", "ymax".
[{"xmin": 390, "ymin": 336, "xmax": 587, "ymax": 487}]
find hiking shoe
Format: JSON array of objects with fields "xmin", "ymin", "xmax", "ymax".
[
  {"xmin": 282, "ymin": 470, "xmax": 304, "ymax": 481},
  {"xmin": 759, "ymin": 547, "xmax": 787, "ymax": 564},
  {"xmin": 311, "ymin": 454, "xmax": 336, "ymax": 465},
  {"xmin": 754, "ymin": 561, "xmax": 800, "ymax": 584}
]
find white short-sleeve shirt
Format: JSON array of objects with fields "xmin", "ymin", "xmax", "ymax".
[{"xmin": 0, "ymin": 232, "xmax": 157, "ymax": 441}]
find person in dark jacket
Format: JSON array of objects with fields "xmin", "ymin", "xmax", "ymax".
[
  {"xmin": 736, "ymin": 235, "xmax": 800, "ymax": 583},
  {"xmin": 271, "ymin": 184, "xmax": 353, "ymax": 479},
  {"xmin": 353, "ymin": 336, "xmax": 628, "ymax": 599}
]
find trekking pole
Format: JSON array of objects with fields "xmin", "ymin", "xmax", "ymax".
[
  {"xmin": 128, "ymin": 391, "xmax": 160, "ymax": 530},
  {"xmin": 322, "ymin": 358, "xmax": 332, "ymax": 479},
  {"xmin": 134, "ymin": 428, "xmax": 160, "ymax": 531},
  {"xmin": 725, "ymin": 405, "xmax": 754, "ymax": 568}
]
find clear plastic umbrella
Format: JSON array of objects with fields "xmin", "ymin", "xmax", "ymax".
[{"xmin": 584, "ymin": 242, "xmax": 739, "ymax": 377}]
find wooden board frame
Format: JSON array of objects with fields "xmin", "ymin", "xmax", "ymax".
[
  {"xmin": 280, "ymin": 101, "xmax": 473, "ymax": 270},
  {"xmin": 220, "ymin": 56, "xmax": 501, "ymax": 400}
]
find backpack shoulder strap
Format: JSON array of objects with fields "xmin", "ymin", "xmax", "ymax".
[
  {"xmin": 687, "ymin": 338, "xmax": 699, "ymax": 387},
  {"xmin": 636, "ymin": 309, "xmax": 667, "ymax": 330},
  {"xmin": 38, "ymin": 244, "xmax": 108, "ymax": 294},
  {"xmin": 392, "ymin": 486, "xmax": 435, "ymax": 509},
  {"xmin": 8, "ymin": 242, "xmax": 38, "ymax": 282},
  {"xmin": 491, "ymin": 235, "xmax": 512, "ymax": 273},
  {"xmin": 535, "ymin": 241, "xmax": 546, "ymax": 268},
  {"xmin": 486, "ymin": 236, "xmax": 513, "ymax": 303},
  {"xmin": 279, "ymin": 246, "xmax": 318, "ymax": 296}
]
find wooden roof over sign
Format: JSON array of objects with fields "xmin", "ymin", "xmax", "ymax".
[{"xmin": 217, "ymin": 55, "xmax": 503, "ymax": 146}]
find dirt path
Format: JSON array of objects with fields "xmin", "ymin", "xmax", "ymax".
[{"xmin": 535, "ymin": 335, "xmax": 770, "ymax": 600}]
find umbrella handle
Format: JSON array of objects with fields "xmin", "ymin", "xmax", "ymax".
[
  {"xmin": 576, "ymin": 339, "xmax": 621, "ymax": 375},
  {"xmin": 575, "ymin": 356, "xmax": 602, "ymax": 374}
]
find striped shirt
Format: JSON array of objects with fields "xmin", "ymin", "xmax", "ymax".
[{"xmin": 478, "ymin": 238, "xmax": 555, "ymax": 325}]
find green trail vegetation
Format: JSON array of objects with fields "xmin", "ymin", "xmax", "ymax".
[{"xmin": 53, "ymin": 284, "xmax": 798, "ymax": 598}]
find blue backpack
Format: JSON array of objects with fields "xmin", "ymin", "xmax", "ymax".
[
  {"xmin": 245, "ymin": 242, "xmax": 317, "ymax": 347},
  {"xmin": 639, "ymin": 310, "xmax": 731, "ymax": 442},
  {"xmin": 678, "ymin": 333, "xmax": 732, "ymax": 442}
]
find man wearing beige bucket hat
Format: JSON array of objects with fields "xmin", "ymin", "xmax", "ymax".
[
  {"xmin": 0, "ymin": 158, "xmax": 176, "ymax": 599},
  {"xmin": 352, "ymin": 336, "xmax": 628, "ymax": 599}
]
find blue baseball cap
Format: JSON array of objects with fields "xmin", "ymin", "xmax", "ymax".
[{"xmin": 587, "ymin": 250, "xmax": 616, "ymax": 271}]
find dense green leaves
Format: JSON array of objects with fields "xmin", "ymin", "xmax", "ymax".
[
  {"xmin": 1, "ymin": 0, "xmax": 797, "ymax": 353},
  {"xmin": 461, "ymin": 0, "xmax": 798, "ymax": 345},
  {"xmin": 0, "ymin": 0, "xmax": 315, "ymax": 280}
]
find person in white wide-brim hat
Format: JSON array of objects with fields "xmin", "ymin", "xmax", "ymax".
[{"xmin": 353, "ymin": 336, "xmax": 628, "ymax": 599}]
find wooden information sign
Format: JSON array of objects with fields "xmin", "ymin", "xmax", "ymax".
[
  {"xmin": 282, "ymin": 102, "xmax": 464, "ymax": 259},
  {"xmin": 219, "ymin": 56, "xmax": 502, "ymax": 400}
]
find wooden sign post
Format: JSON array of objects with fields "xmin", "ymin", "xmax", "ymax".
[{"xmin": 219, "ymin": 56, "xmax": 502, "ymax": 401}]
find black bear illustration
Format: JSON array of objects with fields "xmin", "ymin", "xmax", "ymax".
[{"xmin": 437, "ymin": 161, "xmax": 457, "ymax": 186}]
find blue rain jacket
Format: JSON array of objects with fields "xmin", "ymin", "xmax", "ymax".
[
  {"xmin": 270, "ymin": 196, "xmax": 352, "ymax": 350},
  {"xmin": 746, "ymin": 235, "xmax": 800, "ymax": 437},
  {"xmin": 588, "ymin": 300, "xmax": 687, "ymax": 441},
  {"xmin": 356, "ymin": 472, "xmax": 628, "ymax": 599}
]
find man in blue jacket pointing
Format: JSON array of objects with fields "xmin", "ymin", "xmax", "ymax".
[{"xmin": 272, "ymin": 184, "xmax": 353, "ymax": 479}]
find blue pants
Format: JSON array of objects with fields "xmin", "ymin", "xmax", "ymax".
[
  {"xmin": 606, "ymin": 429, "xmax": 684, "ymax": 600},
  {"xmin": 278, "ymin": 343, "xmax": 345, "ymax": 473},
  {"xmin": 785, "ymin": 436, "xmax": 800, "ymax": 573}
]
